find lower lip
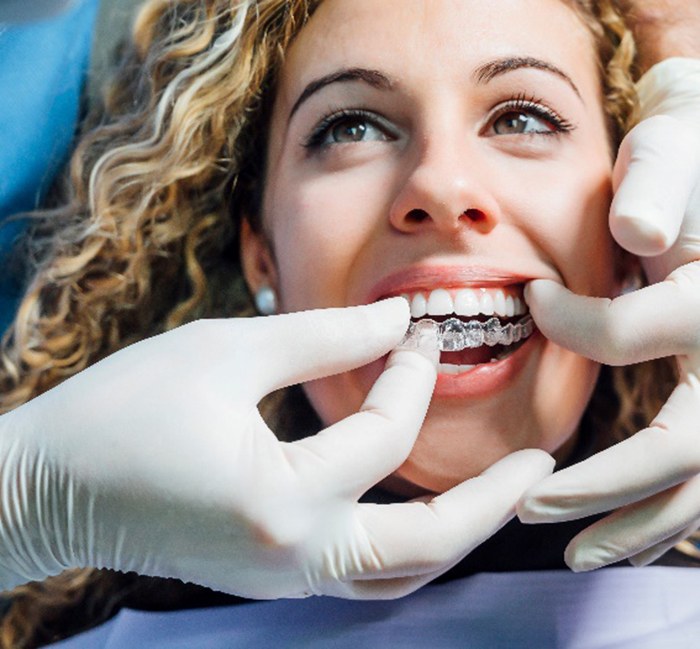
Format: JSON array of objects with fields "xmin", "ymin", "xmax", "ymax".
[
  {"xmin": 434, "ymin": 331, "xmax": 542, "ymax": 399},
  {"xmin": 357, "ymin": 329, "xmax": 542, "ymax": 402}
]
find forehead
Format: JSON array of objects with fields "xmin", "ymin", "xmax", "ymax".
[{"xmin": 277, "ymin": 0, "xmax": 600, "ymax": 106}]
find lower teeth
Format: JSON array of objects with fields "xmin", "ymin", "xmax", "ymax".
[
  {"xmin": 402, "ymin": 315, "xmax": 534, "ymax": 352},
  {"xmin": 438, "ymin": 362, "xmax": 475, "ymax": 375}
]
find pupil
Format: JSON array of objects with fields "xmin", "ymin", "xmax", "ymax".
[
  {"xmin": 334, "ymin": 120, "xmax": 366, "ymax": 142},
  {"xmin": 498, "ymin": 112, "xmax": 527, "ymax": 134}
]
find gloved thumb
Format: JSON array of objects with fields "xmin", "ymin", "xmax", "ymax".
[
  {"xmin": 242, "ymin": 298, "xmax": 411, "ymax": 399},
  {"xmin": 610, "ymin": 115, "xmax": 697, "ymax": 256}
]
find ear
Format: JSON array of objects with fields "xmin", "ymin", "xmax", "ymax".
[{"xmin": 240, "ymin": 218, "xmax": 278, "ymax": 296}]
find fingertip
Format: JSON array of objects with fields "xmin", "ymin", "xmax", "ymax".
[
  {"xmin": 627, "ymin": 553, "xmax": 653, "ymax": 568},
  {"xmin": 380, "ymin": 343, "xmax": 438, "ymax": 412},
  {"xmin": 522, "ymin": 448, "xmax": 557, "ymax": 477},
  {"xmin": 525, "ymin": 278, "xmax": 556, "ymax": 294},
  {"xmin": 564, "ymin": 557, "xmax": 590, "ymax": 573},
  {"xmin": 564, "ymin": 536, "xmax": 621, "ymax": 573},
  {"xmin": 488, "ymin": 448, "xmax": 555, "ymax": 475},
  {"xmin": 564, "ymin": 542, "xmax": 599, "ymax": 573},
  {"xmin": 395, "ymin": 343, "xmax": 440, "ymax": 371},
  {"xmin": 378, "ymin": 295, "xmax": 411, "ymax": 321},
  {"xmin": 250, "ymin": 300, "xmax": 413, "ymax": 396},
  {"xmin": 523, "ymin": 279, "xmax": 565, "ymax": 309},
  {"xmin": 516, "ymin": 466, "xmax": 592, "ymax": 524},
  {"xmin": 609, "ymin": 115, "xmax": 691, "ymax": 256},
  {"xmin": 386, "ymin": 346, "xmax": 439, "ymax": 381},
  {"xmin": 365, "ymin": 297, "xmax": 411, "ymax": 341},
  {"xmin": 627, "ymin": 538, "xmax": 676, "ymax": 568},
  {"xmin": 515, "ymin": 492, "xmax": 549, "ymax": 524},
  {"xmin": 483, "ymin": 449, "xmax": 556, "ymax": 493},
  {"xmin": 609, "ymin": 212, "xmax": 675, "ymax": 256},
  {"xmin": 393, "ymin": 318, "xmax": 440, "ymax": 367}
]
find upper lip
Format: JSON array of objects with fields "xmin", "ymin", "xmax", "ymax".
[{"xmin": 366, "ymin": 264, "xmax": 534, "ymax": 303}]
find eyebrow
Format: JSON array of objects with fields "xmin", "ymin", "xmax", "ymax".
[
  {"xmin": 288, "ymin": 56, "xmax": 581, "ymax": 121},
  {"xmin": 289, "ymin": 68, "xmax": 393, "ymax": 120},
  {"xmin": 474, "ymin": 56, "xmax": 582, "ymax": 100}
]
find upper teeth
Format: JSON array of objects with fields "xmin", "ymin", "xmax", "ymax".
[{"xmin": 402, "ymin": 288, "xmax": 526, "ymax": 319}]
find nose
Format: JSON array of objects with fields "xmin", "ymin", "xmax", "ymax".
[{"xmin": 389, "ymin": 142, "xmax": 501, "ymax": 236}]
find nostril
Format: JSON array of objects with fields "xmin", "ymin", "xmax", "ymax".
[
  {"xmin": 406, "ymin": 208, "xmax": 430, "ymax": 224},
  {"xmin": 464, "ymin": 208, "xmax": 486, "ymax": 222}
]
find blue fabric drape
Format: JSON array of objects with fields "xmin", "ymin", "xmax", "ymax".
[{"xmin": 0, "ymin": 0, "xmax": 99, "ymax": 334}]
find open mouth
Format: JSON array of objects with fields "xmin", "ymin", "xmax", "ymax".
[{"xmin": 400, "ymin": 286, "xmax": 534, "ymax": 375}]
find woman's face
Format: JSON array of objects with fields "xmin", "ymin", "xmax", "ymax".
[{"xmin": 244, "ymin": 0, "xmax": 616, "ymax": 493}]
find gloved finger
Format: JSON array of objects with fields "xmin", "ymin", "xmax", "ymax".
[
  {"xmin": 525, "ymin": 264, "xmax": 700, "ymax": 365},
  {"xmin": 519, "ymin": 373, "xmax": 700, "ymax": 524},
  {"xmin": 627, "ymin": 522, "xmax": 699, "ymax": 568},
  {"xmin": 344, "ymin": 535, "xmax": 487, "ymax": 600},
  {"xmin": 610, "ymin": 115, "xmax": 698, "ymax": 256},
  {"xmin": 563, "ymin": 474, "xmax": 700, "ymax": 572},
  {"xmin": 291, "ymin": 333, "xmax": 439, "ymax": 496},
  {"xmin": 348, "ymin": 450, "xmax": 554, "ymax": 581},
  {"xmin": 237, "ymin": 298, "xmax": 411, "ymax": 401},
  {"xmin": 341, "ymin": 495, "xmax": 483, "ymax": 600},
  {"xmin": 344, "ymin": 567, "xmax": 452, "ymax": 600}
]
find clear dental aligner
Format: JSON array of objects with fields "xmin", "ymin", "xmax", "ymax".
[{"xmin": 403, "ymin": 315, "xmax": 534, "ymax": 352}]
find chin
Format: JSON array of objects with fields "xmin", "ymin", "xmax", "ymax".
[
  {"xmin": 391, "ymin": 414, "xmax": 580, "ymax": 495},
  {"xmin": 305, "ymin": 330, "xmax": 600, "ymax": 496},
  {"xmin": 390, "ymin": 342, "xmax": 600, "ymax": 495}
]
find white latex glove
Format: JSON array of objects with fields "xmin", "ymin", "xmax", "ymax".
[
  {"xmin": 517, "ymin": 58, "xmax": 700, "ymax": 571},
  {"xmin": 0, "ymin": 298, "xmax": 553, "ymax": 598}
]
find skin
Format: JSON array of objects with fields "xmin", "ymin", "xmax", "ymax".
[{"xmin": 242, "ymin": 0, "xmax": 618, "ymax": 494}]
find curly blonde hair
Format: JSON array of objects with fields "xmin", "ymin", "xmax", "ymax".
[{"xmin": 0, "ymin": 0, "xmax": 676, "ymax": 646}]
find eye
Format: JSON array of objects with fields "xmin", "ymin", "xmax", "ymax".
[
  {"xmin": 487, "ymin": 96, "xmax": 574, "ymax": 137},
  {"xmin": 330, "ymin": 117, "xmax": 386, "ymax": 143},
  {"xmin": 492, "ymin": 111, "xmax": 556, "ymax": 135},
  {"xmin": 305, "ymin": 109, "xmax": 393, "ymax": 149}
]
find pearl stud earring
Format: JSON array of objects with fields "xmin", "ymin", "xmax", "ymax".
[{"xmin": 254, "ymin": 286, "xmax": 277, "ymax": 315}]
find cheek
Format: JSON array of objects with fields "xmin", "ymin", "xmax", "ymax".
[
  {"xmin": 265, "ymin": 168, "xmax": 391, "ymax": 312},
  {"xmin": 558, "ymin": 175, "xmax": 615, "ymax": 294},
  {"xmin": 532, "ymin": 348, "xmax": 600, "ymax": 455},
  {"xmin": 516, "ymin": 161, "xmax": 615, "ymax": 294},
  {"xmin": 303, "ymin": 373, "xmax": 367, "ymax": 428}
]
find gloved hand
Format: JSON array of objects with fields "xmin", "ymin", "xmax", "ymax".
[
  {"xmin": 517, "ymin": 58, "xmax": 700, "ymax": 571},
  {"xmin": 0, "ymin": 298, "xmax": 553, "ymax": 598}
]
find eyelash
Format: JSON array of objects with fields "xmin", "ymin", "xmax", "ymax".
[
  {"xmin": 491, "ymin": 92, "xmax": 575, "ymax": 135},
  {"xmin": 303, "ymin": 93, "xmax": 575, "ymax": 150}
]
